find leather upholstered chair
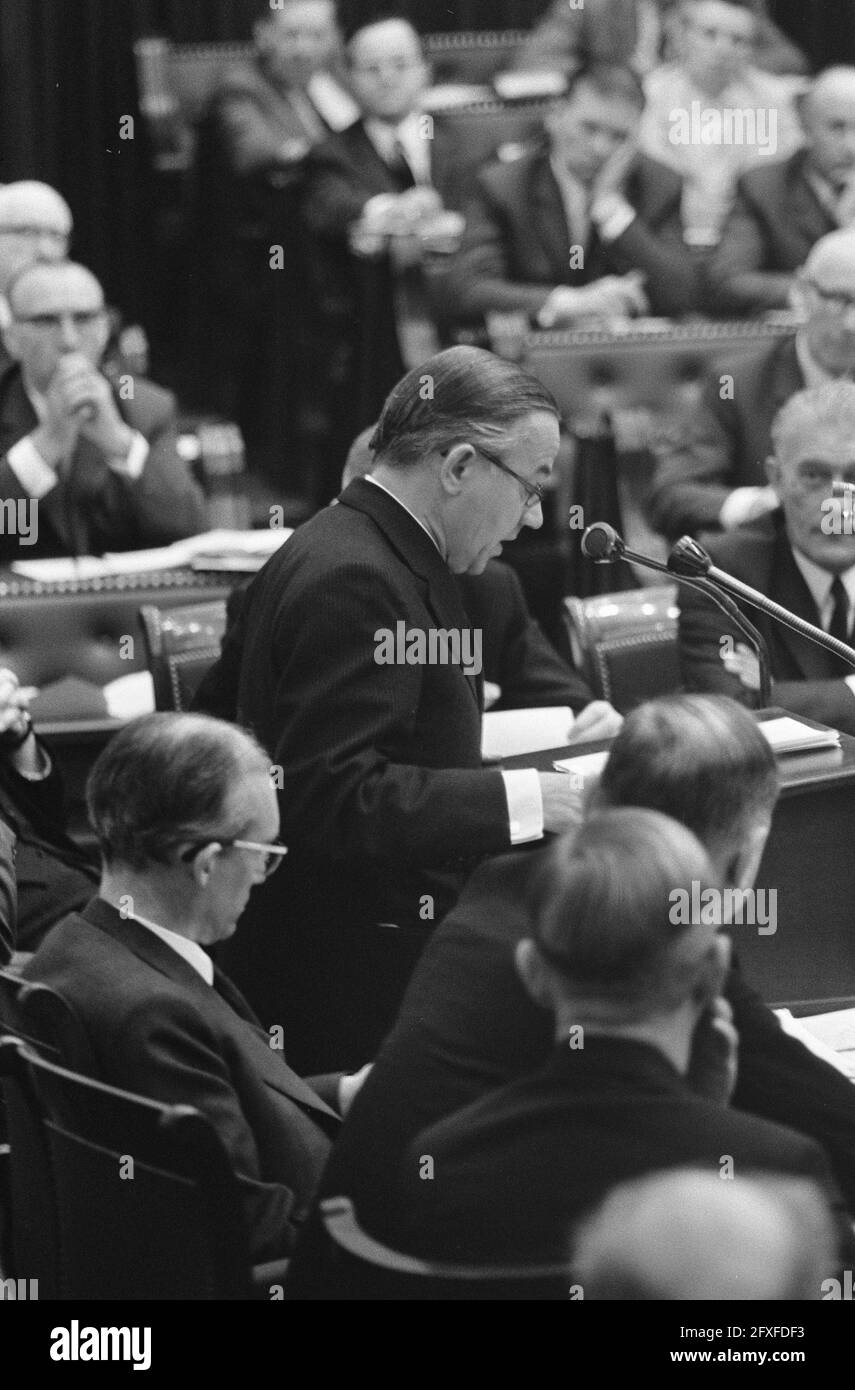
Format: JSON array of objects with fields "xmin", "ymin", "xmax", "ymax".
[{"xmin": 563, "ymin": 584, "xmax": 680, "ymax": 713}]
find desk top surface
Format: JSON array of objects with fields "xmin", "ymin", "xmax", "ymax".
[{"xmin": 502, "ymin": 708, "xmax": 855, "ymax": 799}]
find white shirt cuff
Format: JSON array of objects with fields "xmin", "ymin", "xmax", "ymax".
[
  {"xmin": 844, "ymin": 675, "xmax": 855, "ymax": 700},
  {"xmin": 108, "ymin": 431, "xmax": 148, "ymax": 480},
  {"xmin": 6, "ymin": 436, "xmax": 60, "ymax": 498},
  {"xmin": 502, "ymin": 767, "xmax": 544, "ymax": 844},
  {"xmin": 590, "ymin": 196, "xmax": 636, "ymax": 243}
]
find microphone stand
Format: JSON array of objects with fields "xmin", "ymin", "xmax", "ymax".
[{"xmin": 610, "ymin": 542, "xmax": 774, "ymax": 708}]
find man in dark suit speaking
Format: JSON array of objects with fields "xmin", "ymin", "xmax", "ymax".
[
  {"xmin": 679, "ymin": 380, "xmax": 855, "ymax": 734},
  {"xmin": 199, "ymin": 347, "xmax": 596, "ymax": 1071},
  {"xmin": 22, "ymin": 713, "xmax": 368, "ymax": 1263},
  {"xmin": 443, "ymin": 62, "xmax": 697, "ymax": 329},
  {"xmin": 0, "ymin": 260, "xmax": 205, "ymax": 561}
]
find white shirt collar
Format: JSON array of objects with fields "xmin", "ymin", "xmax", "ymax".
[
  {"xmin": 364, "ymin": 474, "xmax": 442, "ymax": 554},
  {"xmin": 129, "ymin": 913, "xmax": 214, "ymax": 985},
  {"xmin": 790, "ymin": 545, "xmax": 855, "ymax": 628}
]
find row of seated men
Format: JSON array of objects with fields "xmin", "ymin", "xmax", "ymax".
[
  {"xmin": 2, "ymin": 696, "xmax": 855, "ymax": 1294},
  {"xmin": 191, "ymin": 0, "xmax": 849, "ymax": 490},
  {"xmin": 0, "ymin": 182, "xmax": 206, "ymax": 560}
]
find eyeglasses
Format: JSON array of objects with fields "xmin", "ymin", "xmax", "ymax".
[
  {"xmin": 442, "ymin": 442, "xmax": 548, "ymax": 510},
  {"xmin": 805, "ymin": 281, "xmax": 855, "ymax": 315},
  {"xmin": 793, "ymin": 462, "xmax": 855, "ymax": 494},
  {"xmin": 180, "ymin": 838, "xmax": 288, "ymax": 879},
  {"xmin": 13, "ymin": 309, "xmax": 104, "ymax": 330},
  {"xmin": 474, "ymin": 443, "xmax": 549, "ymax": 510},
  {"xmin": 350, "ymin": 58, "xmax": 424, "ymax": 77},
  {"xmin": 0, "ymin": 224, "xmax": 69, "ymax": 241}
]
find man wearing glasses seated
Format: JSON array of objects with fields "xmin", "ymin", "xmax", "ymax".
[
  {"xmin": 21, "ymin": 712, "xmax": 369, "ymax": 1262},
  {"xmin": 0, "ymin": 259, "xmax": 205, "ymax": 561},
  {"xmin": 649, "ymin": 228, "xmax": 855, "ymax": 541},
  {"xmin": 678, "ymin": 380, "xmax": 855, "ymax": 735}
]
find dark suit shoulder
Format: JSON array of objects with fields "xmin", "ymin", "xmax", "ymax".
[{"xmin": 735, "ymin": 149, "xmax": 810, "ymax": 201}]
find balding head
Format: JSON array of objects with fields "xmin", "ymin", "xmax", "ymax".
[
  {"xmin": 3, "ymin": 260, "xmax": 108, "ymax": 392},
  {"xmin": 800, "ymin": 67, "xmax": 855, "ymax": 184},
  {"xmin": 0, "ymin": 181, "xmax": 72, "ymax": 293},
  {"xmin": 574, "ymin": 1169, "xmax": 838, "ymax": 1300}
]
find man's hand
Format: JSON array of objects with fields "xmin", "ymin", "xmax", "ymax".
[
  {"xmin": 687, "ymin": 996, "xmax": 739, "ymax": 1106},
  {"xmin": 0, "ymin": 667, "xmax": 46, "ymax": 778},
  {"xmin": 722, "ymin": 641, "xmax": 761, "ymax": 693},
  {"xmin": 590, "ymin": 135, "xmax": 638, "ymax": 206},
  {"xmin": 541, "ymin": 273, "xmax": 649, "ymax": 326},
  {"xmin": 52, "ymin": 354, "xmax": 133, "ymax": 461},
  {"xmin": 567, "ymin": 700, "xmax": 623, "ymax": 744},
  {"xmin": 538, "ymin": 772, "xmax": 585, "ymax": 836},
  {"xmin": 337, "ymin": 1062, "xmax": 373, "ymax": 1117}
]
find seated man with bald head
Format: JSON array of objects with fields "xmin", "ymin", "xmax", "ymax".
[
  {"xmin": 0, "ymin": 260, "xmax": 206, "ymax": 560},
  {"xmin": 679, "ymin": 381, "xmax": 855, "ymax": 733},
  {"xmin": 0, "ymin": 182, "xmax": 72, "ymax": 323},
  {"xmin": 710, "ymin": 66, "xmax": 855, "ymax": 314}
]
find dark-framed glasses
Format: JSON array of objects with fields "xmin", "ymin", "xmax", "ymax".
[{"xmin": 442, "ymin": 442, "xmax": 548, "ymax": 510}]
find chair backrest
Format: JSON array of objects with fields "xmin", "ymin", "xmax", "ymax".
[
  {"xmin": 139, "ymin": 599, "xmax": 228, "ymax": 712},
  {"xmin": 0, "ymin": 1036, "xmax": 253, "ymax": 1300},
  {"xmin": 309, "ymin": 1196, "xmax": 572, "ymax": 1300},
  {"xmin": 563, "ymin": 585, "xmax": 681, "ymax": 713}
]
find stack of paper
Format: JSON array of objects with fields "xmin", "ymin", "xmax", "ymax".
[
  {"xmin": 11, "ymin": 528, "xmax": 292, "ymax": 582},
  {"xmin": 759, "ymin": 716, "xmax": 840, "ymax": 755},
  {"xmin": 481, "ymin": 706, "xmax": 574, "ymax": 761},
  {"xmin": 774, "ymin": 1008, "xmax": 855, "ymax": 1082}
]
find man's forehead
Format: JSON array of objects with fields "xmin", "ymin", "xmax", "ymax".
[
  {"xmin": 688, "ymin": 0, "xmax": 755, "ymax": 35},
  {"xmin": 780, "ymin": 429, "xmax": 855, "ymax": 466},
  {"xmin": 269, "ymin": 0, "xmax": 335, "ymax": 30},
  {"xmin": 0, "ymin": 186, "xmax": 71, "ymax": 232},
  {"xmin": 12, "ymin": 267, "xmax": 104, "ymax": 314},
  {"xmin": 809, "ymin": 73, "xmax": 855, "ymax": 115},
  {"xmin": 350, "ymin": 20, "xmax": 421, "ymax": 60}
]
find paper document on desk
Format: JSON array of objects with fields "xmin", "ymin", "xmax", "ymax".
[
  {"xmin": 760, "ymin": 716, "xmax": 840, "ymax": 754},
  {"xmin": 11, "ymin": 529, "xmax": 291, "ymax": 582},
  {"xmin": 774, "ymin": 1009, "xmax": 855, "ymax": 1081},
  {"xmin": 481, "ymin": 707, "xmax": 574, "ymax": 761},
  {"xmin": 553, "ymin": 748, "xmax": 610, "ymax": 786}
]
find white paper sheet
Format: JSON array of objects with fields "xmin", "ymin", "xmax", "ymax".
[{"xmin": 481, "ymin": 706, "xmax": 574, "ymax": 761}]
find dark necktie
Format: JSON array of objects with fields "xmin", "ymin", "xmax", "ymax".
[
  {"xmin": 828, "ymin": 575, "xmax": 850, "ymax": 645},
  {"xmin": 387, "ymin": 136, "xmax": 416, "ymax": 191}
]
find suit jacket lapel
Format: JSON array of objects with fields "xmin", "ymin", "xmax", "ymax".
[
  {"xmin": 770, "ymin": 524, "xmax": 839, "ymax": 680},
  {"xmin": 80, "ymin": 900, "xmax": 339, "ymax": 1123},
  {"xmin": 339, "ymin": 479, "xmax": 482, "ymax": 709},
  {"xmin": 530, "ymin": 154, "xmax": 575, "ymax": 281},
  {"xmin": 789, "ymin": 154, "xmax": 836, "ymax": 244}
]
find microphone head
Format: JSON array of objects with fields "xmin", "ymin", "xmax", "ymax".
[
  {"xmin": 581, "ymin": 522, "xmax": 622, "ymax": 562},
  {"xmin": 668, "ymin": 536, "xmax": 712, "ymax": 578}
]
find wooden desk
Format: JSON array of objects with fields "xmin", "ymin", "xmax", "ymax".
[{"xmin": 504, "ymin": 711, "xmax": 855, "ymax": 1005}]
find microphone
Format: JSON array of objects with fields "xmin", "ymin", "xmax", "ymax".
[
  {"xmin": 580, "ymin": 521, "xmax": 624, "ymax": 562},
  {"xmin": 579, "ymin": 523, "xmax": 773, "ymax": 705},
  {"xmin": 668, "ymin": 535, "xmax": 855, "ymax": 672}
]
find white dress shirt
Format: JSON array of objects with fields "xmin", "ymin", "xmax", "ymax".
[
  {"xmin": 6, "ymin": 379, "xmax": 149, "ymax": 500},
  {"xmin": 364, "ymin": 111, "xmax": 433, "ymax": 186},
  {"xmin": 128, "ymin": 912, "xmax": 214, "ymax": 985},
  {"xmin": 365, "ymin": 475, "xmax": 544, "ymax": 843}
]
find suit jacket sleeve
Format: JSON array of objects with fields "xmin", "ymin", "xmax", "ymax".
[
  {"xmin": 648, "ymin": 380, "xmax": 736, "ymax": 538},
  {"xmin": 269, "ymin": 561, "xmax": 511, "ymax": 865},
  {"xmin": 211, "ymin": 90, "xmax": 305, "ymax": 180},
  {"xmin": 303, "ymin": 140, "xmax": 374, "ymax": 239},
  {"xmin": 112, "ymin": 390, "xmax": 207, "ymax": 547},
  {"xmin": 706, "ymin": 181, "xmax": 797, "ymax": 314},
  {"xmin": 601, "ymin": 178, "xmax": 698, "ymax": 317},
  {"xmin": 0, "ymin": 817, "xmax": 16, "ymax": 964},
  {"xmin": 491, "ymin": 566, "xmax": 593, "ymax": 712},
  {"xmin": 116, "ymin": 994, "xmax": 317, "ymax": 1261},
  {"xmin": 728, "ymin": 965, "xmax": 855, "ymax": 1215},
  {"xmin": 445, "ymin": 181, "xmax": 555, "ymax": 321}
]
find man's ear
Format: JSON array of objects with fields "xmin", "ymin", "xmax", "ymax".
[
  {"xmin": 694, "ymin": 931, "xmax": 731, "ymax": 1007},
  {"xmin": 188, "ymin": 842, "xmax": 222, "ymax": 889},
  {"xmin": 789, "ymin": 272, "xmax": 809, "ymax": 317},
  {"xmin": 2, "ymin": 320, "xmax": 22, "ymax": 364},
  {"xmin": 515, "ymin": 938, "xmax": 556, "ymax": 1010},
  {"xmin": 729, "ymin": 817, "xmax": 771, "ymax": 891},
  {"xmin": 765, "ymin": 453, "xmax": 782, "ymax": 496},
  {"xmin": 437, "ymin": 441, "xmax": 476, "ymax": 497}
]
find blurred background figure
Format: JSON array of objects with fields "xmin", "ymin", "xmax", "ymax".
[
  {"xmin": 573, "ymin": 1168, "xmax": 839, "ymax": 1299},
  {"xmin": 191, "ymin": 0, "xmax": 358, "ymax": 508},
  {"xmin": 0, "ymin": 181, "xmax": 71, "ymax": 332},
  {"xmin": 639, "ymin": 0, "xmax": 804, "ymax": 246},
  {"xmin": 710, "ymin": 65, "xmax": 855, "ymax": 313}
]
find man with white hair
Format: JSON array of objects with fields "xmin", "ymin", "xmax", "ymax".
[
  {"xmin": 649, "ymin": 226, "xmax": 855, "ymax": 539},
  {"xmin": 711, "ymin": 66, "xmax": 855, "ymax": 312},
  {"xmin": 0, "ymin": 181, "xmax": 72, "ymax": 322},
  {"xmin": 679, "ymin": 380, "xmax": 855, "ymax": 732}
]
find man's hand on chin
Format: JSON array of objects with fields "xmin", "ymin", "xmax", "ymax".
[{"xmin": 567, "ymin": 700, "xmax": 623, "ymax": 744}]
